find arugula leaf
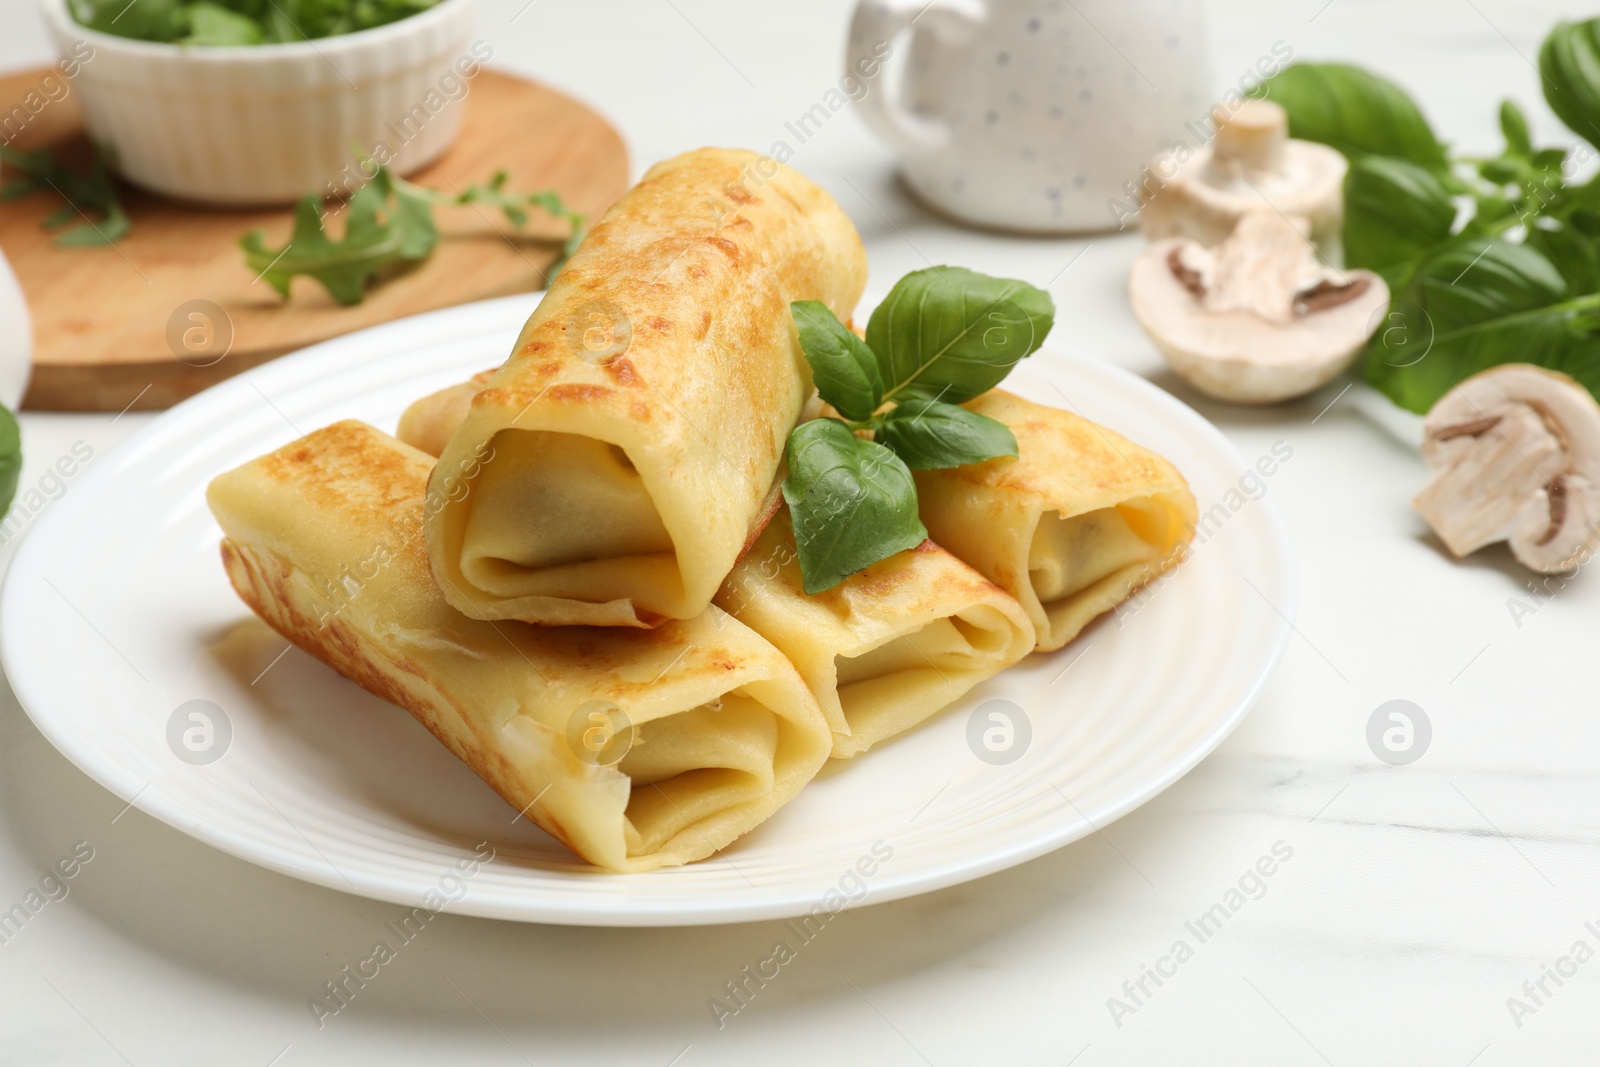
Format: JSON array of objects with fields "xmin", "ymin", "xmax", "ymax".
[
  {"xmin": 69, "ymin": 0, "xmax": 188, "ymax": 41},
  {"xmin": 873, "ymin": 397, "xmax": 1016, "ymax": 470},
  {"xmin": 1541, "ymin": 18, "xmax": 1600, "ymax": 148},
  {"xmin": 1343, "ymin": 155, "xmax": 1458, "ymax": 278},
  {"xmin": 0, "ymin": 404, "xmax": 19, "ymax": 522},
  {"xmin": 782, "ymin": 418, "xmax": 926, "ymax": 594},
  {"xmin": 791, "ymin": 300, "xmax": 882, "ymax": 421},
  {"xmin": 240, "ymin": 165, "xmax": 584, "ymax": 304},
  {"xmin": 1364, "ymin": 238, "xmax": 1600, "ymax": 412},
  {"xmin": 184, "ymin": 1, "xmax": 265, "ymax": 44},
  {"xmin": 865, "ymin": 267, "xmax": 1054, "ymax": 405},
  {"xmin": 451, "ymin": 171, "xmax": 588, "ymax": 261},
  {"xmin": 1252, "ymin": 63, "xmax": 1448, "ymax": 170},
  {"xmin": 240, "ymin": 168, "xmax": 437, "ymax": 305},
  {"xmin": 0, "ymin": 146, "xmax": 130, "ymax": 246}
]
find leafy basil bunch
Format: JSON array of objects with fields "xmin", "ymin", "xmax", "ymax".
[
  {"xmin": 1252, "ymin": 20, "xmax": 1600, "ymax": 413},
  {"xmin": 782, "ymin": 267, "xmax": 1054, "ymax": 593}
]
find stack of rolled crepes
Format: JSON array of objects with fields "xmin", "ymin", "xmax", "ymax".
[{"xmin": 208, "ymin": 148, "xmax": 1197, "ymax": 872}]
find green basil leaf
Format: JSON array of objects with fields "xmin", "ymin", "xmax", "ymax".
[
  {"xmin": 1479, "ymin": 159, "xmax": 1519, "ymax": 184},
  {"xmin": 873, "ymin": 398, "xmax": 1017, "ymax": 470},
  {"xmin": 1252, "ymin": 63, "xmax": 1448, "ymax": 170},
  {"xmin": 1534, "ymin": 147, "xmax": 1571, "ymax": 170},
  {"xmin": 1541, "ymin": 18, "xmax": 1600, "ymax": 148},
  {"xmin": 0, "ymin": 404, "xmax": 19, "ymax": 521},
  {"xmin": 782, "ymin": 418, "xmax": 926, "ymax": 594},
  {"xmin": 1527, "ymin": 223, "xmax": 1600, "ymax": 294},
  {"xmin": 791, "ymin": 300, "xmax": 882, "ymax": 421},
  {"xmin": 1364, "ymin": 238, "xmax": 1600, "ymax": 412},
  {"xmin": 1500, "ymin": 99, "xmax": 1533, "ymax": 157},
  {"xmin": 865, "ymin": 266, "xmax": 1054, "ymax": 405},
  {"xmin": 1343, "ymin": 155, "xmax": 1457, "ymax": 276}
]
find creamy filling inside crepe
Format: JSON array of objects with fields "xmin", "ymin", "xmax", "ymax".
[
  {"xmin": 460, "ymin": 430, "xmax": 678, "ymax": 596},
  {"xmin": 619, "ymin": 696, "xmax": 778, "ymax": 854},
  {"xmin": 1028, "ymin": 505, "xmax": 1165, "ymax": 603},
  {"xmin": 913, "ymin": 390, "xmax": 1197, "ymax": 653},
  {"xmin": 715, "ymin": 511, "xmax": 1034, "ymax": 759},
  {"xmin": 830, "ymin": 611, "xmax": 1017, "ymax": 752}
]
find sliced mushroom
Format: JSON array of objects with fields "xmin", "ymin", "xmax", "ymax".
[
  {"xmin": 1141, "ymin": 99, "xmax": 1348, "ymax": 263},
  {"xmin": 1127, "ymin": 210, "xmax": 1388, "ymax": 404},
  {"xmin": 1415, "ymin": 364, "xmax": 1600, "ymax": 573}
]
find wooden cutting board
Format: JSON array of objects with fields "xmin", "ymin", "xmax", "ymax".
[{"xmin": 0, "ymin": 67, "xmax": 630, "ymax": 411}]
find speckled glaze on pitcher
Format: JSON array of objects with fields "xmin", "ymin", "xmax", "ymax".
[{"xmin": 847, "ymin": 0, "xmax": 1210, "ymax": 233}]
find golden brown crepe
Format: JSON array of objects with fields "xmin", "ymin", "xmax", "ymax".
[
  {"xmin": 206, "ymin": 421, "xmax": 832, "ymax": 872},
  {"xmin": 426, "ymin": 147, "xmax": 868, "ymax": 629},
  {"xmin": 716, "ymin": 508, "xmax": 1034, "ymax": 758},
  {"xmin": 913, "ymin": 390, "xmax": 1197, "ymax": 651},
  {"xmin": 398, "ymin": 370, "xmax": 495, "ymax": 458}
]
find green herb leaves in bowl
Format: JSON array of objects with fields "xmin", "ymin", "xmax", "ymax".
[
  {"xmin": 784, "ymin": 268, "xmax": 1054, "ymax": 593},
  {"xmin": 67, "ymin": 0, "xmax": 442, "ymax": 45}
]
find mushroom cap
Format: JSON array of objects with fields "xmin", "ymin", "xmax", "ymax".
[
  {"xmin": 1128, "ymin": 212, "xmax": 1389, "ymax": 404},
  {"xmin": 1141, "ymin": 99, "xmax": 1348, "ymax": 259},
  {"xmin": 1416, "ymin": 364, "xmax": 1600, "ymax": 573}
]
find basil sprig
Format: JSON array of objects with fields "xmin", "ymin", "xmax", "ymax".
[
  {"xmin": 1366, "ymin": 239, "xmax": 1600, "ymax": 413},
  {"xmin": 782, "ymin": 267, "xmax": 1054, "ymax": 593},
  {"xmin": 1252, "ymin": 21, "xmax": 1600, "ymax": 413}
]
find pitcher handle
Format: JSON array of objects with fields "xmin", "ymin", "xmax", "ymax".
[{"xmin": 845, "ymin": 0, "xmax": 983, "ymax": 155}]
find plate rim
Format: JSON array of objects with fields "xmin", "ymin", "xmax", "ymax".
[{"xmin": 0, "ymin": 293, "xmax": 1297, "ymax": 926}]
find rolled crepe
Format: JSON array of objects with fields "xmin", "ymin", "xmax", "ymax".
[
  {"xmin": 206, "ymin": 421, "xmax": 831, "ymax": 872},
  {"xmin": 398, "ymin": 370, "xmax": 495, "ymax": 458},
  {"xmin": 427, "ymin": 147, "xmax": 868, "ymax": 628},
  {"xmin": 716, "ymin": 508, "xmax": 1034, "ymax": 758},
  {"xmin": 913, "ymin": 391, "xmax": 1197, "ymax": 651},
  {"xmin": 397, "ymin": 388, "xmax": 1035, "ymax": 757}
]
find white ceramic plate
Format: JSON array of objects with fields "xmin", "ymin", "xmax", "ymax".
[{"xmin": 0, "ymin": 294, "xmax": 1295, "ymax": 926}]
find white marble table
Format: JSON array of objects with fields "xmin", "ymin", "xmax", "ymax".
[{"xmin": 2, "ymin": 0, "xmax": 1598, "ymax": 1062}]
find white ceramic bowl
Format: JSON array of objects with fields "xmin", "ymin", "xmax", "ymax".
[{"xmin": 40, "ymin": 0, "xmax": 478, "ymax": 205}]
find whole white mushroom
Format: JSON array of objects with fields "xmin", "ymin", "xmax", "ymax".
[{"xmin": 1141, "ymin": 99, "xmax": 1348, "ymax": 263}]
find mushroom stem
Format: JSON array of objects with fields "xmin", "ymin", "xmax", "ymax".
[{"xmin": 1212, "ymin": 100, "xmax": 1288, "ymax": 173}]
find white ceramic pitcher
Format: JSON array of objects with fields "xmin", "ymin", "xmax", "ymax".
[{"xmin": 847, "ymin": 0, "xmax": 1210, "ymax": 233}]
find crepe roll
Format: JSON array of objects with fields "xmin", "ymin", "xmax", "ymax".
[
  {"xmin": 427, "ymin": 147, "xmax": 868, "ymax": 628},
  {"xmin": 398, "ymin": 369, "xmax": 495, "ymax": 458},
  {"xmin": 716, "ymin": 508, "xmax": 1034, "ymax": 758},
  {"xmin": 913, "ymin": 390, "xmax": 1197, "ymax": 652},
  {"xmin": 207, "ymin": 421, "xmax": 831, "ymax": 872}
]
